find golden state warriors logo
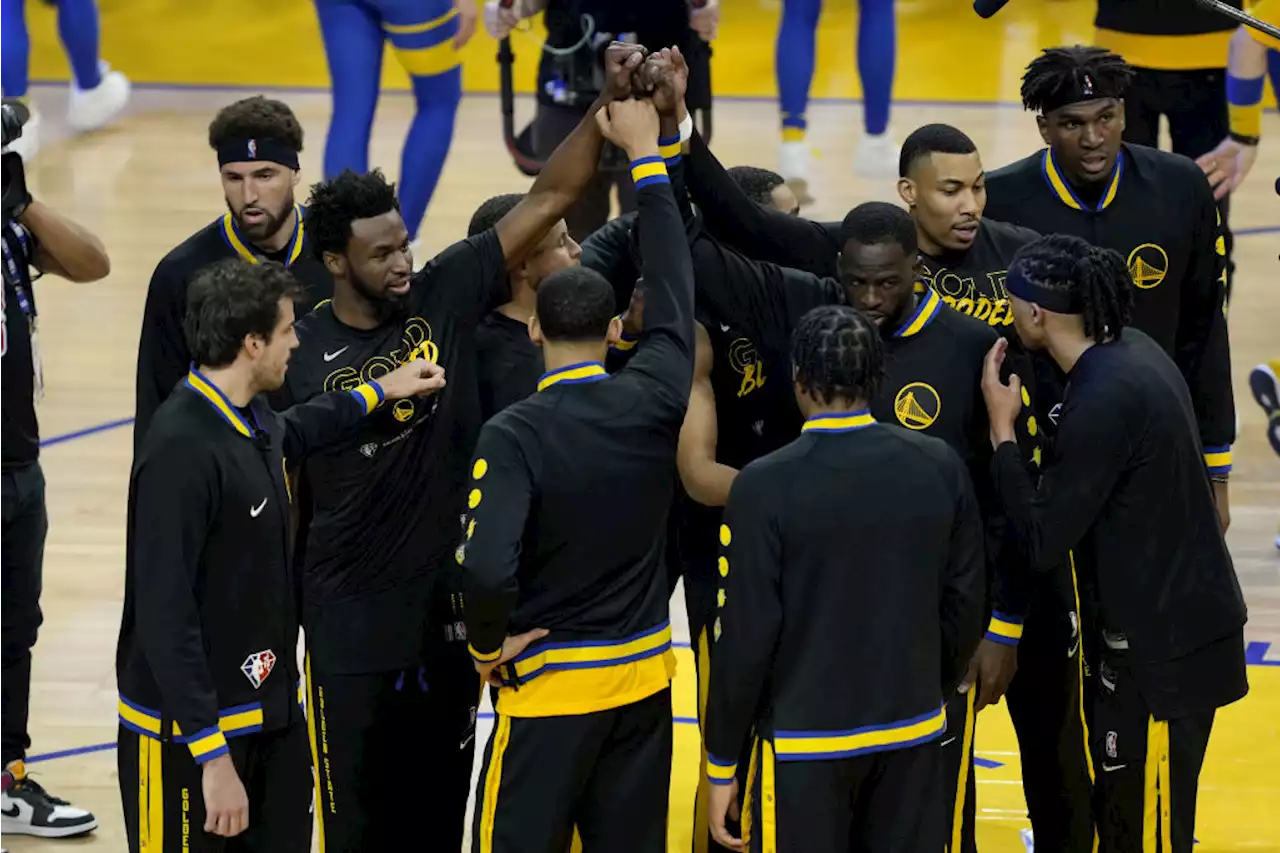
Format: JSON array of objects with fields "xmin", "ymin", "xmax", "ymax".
[
  {"xmin": 325, "ymin": 318, "xmax": 441, "ymax": 423},
  {"xmin": 894, "ymin": 382, "xmax": 941, "ymax": 430},
  {"xmin": 727, "ymin": 337, "xmax": 766, "ymax": 398},
  {"xmin": 1127, "ymin": 244, "xmax": 1168, "ymax": 290}
]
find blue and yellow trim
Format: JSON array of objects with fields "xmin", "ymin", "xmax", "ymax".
[
  {"xmin": 383, "ymin": 8, "xmax": 462, "ymax": 78},
  {"xmin": 611, "ymin": 319, "xmax": 639, "ymax": 352},
  {"xmin": 985, "ymin": 611, "xmax": 1025, "ymax": 646},
  {"xmin": 800, "ymin": 410, "xmax": 875, "ymax": 434},
  {"xmin": 1041, "ymin": 148, "xmax": 1124, "ymax": 212},
  {"xmin": 630, "ymin": 155, "xmax": 670, "ymax": 190},
  {"xmin": 220, "ymin": 203, "xmax": 305, "ymax": 267},
  {"xmin": 118, "ymin": 696, "xmax": 265, "ymax": 763},
  {"xmin": 1226, "ymin": 73, "xmax": 1265, "ymax": 138},
  {"xmin": 895, "ymin": 287, "xmax": 943, "ymax": 338},
  {"xmin": 772, "ymin": 704, "xmax": 947, "ymax": 761},
  {"xmin": 537, "ymin": 360, "xmax": 608, "ymax": 391},
  {"xmin": 470, "ymin": 644, "xmax": 502, "ymax": 664},
  {"xmin": 658, "ymin": 134, "xmax": 682, "ymax": 165},
  {"xmin": 494, "ymin": 622, "xmax": 677, "ymax": 718},
  {"xmin": 706, "ymin": 753, "xmax": 738, "ymax": 786},
  {"xmin": 350, "ymin": 380, "xmax": 385, "ymax": 414},
  {"xmin": 185, "ymin": 367, "xmax": 256, "ymax": 439},
  {"xmin": 1204, "ymin": 445, "xmax": 1232, "ymax": 477}
]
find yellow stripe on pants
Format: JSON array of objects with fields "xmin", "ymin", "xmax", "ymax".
[
  {"xmin": 1069, "ymin": 552, "xmax": 1101, "ymax": 853},
  {"xmin": 304, "ymin": 654, "xmax": 327, "ymax": 853},
  {"xmin": 692, "ymin": 626, "xmax": 712, "ymax": 853},
  {"xmin": 1143, "ymin": 717, "xmax": 1172, "ymax": 853},
  {"xmin": 951, "ymin": 689, "xmax": 977, "ymax": 851},
  {"xmin": 478, "ymin": 715, "xmax": 513, "ymax": 853},
  {"xmin": 137, "ymin": 735, "xmax": 164, "ymax": 851},
  {"xmin": 759, "ymin": 740, "xmax": 777, "ymax": 853}
]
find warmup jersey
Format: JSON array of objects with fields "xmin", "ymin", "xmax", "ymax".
[
  {"xmin": 134, "ymin": 207, "xmax": 333, "ymax": 450},
  {"xmin": 985, "ymin": 143, "xmax": 1234, "ymax": 475},
  {"xmin": 280, "ymin": 230, "xmax": 509, "ymax": 672}
]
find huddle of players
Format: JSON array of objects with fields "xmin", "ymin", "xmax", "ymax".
[{"xmin": 116, "ymin": 38, "xmax": 1246, "ymax": 853}]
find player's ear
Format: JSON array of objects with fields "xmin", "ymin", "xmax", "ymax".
[
  {"xmin": 606, "ymin": 315, "xmax": 623, "ymax": 346},
  {"xmin": 321, "ymin": 250, "xmax": 346, "ymax": 279},
  {"xmin": 290, "ymin": 168, "xmax": 301, "ymax": 190},
  {"xmin": 1035, "ymin": 114, "xmax": 1050, "ymax": 146},
  {"xmin": 528, "ymin": 314, "xmax": 544, "ymax": 347},
  {"xmin": 897, "ymin": 177, "xmax": 915, "ymax": 207}
]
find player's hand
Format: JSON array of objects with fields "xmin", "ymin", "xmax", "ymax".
[
  {"xmin": 620, "ymin": 280, "xmax": 646, "ymax": 339},
  {"xmin": 603, "ymin": 42, "xmax": 648, "ymax": 102},
  {"xmin": 453, "ymin": 0, "xmax": 479, "ymax": 48},
  {"xmin": 644, "ymin": 47, "xmax": 690, "ymax": 116},
  {"xmin": 708, "ymin": 777, "xmax": 744, "ymax": 850},
  {"xmin": 595, "ymin": 99, "xmax": 661, "ymax": 161},
  {"xmin": 378, "ymin": 359, "xmax": 447, "ymax": 400},
  {"xmin": 473, "ymin": 627, "xmax": 550, "ymax": 687},
  {"xmin": 202, "ymin": 754, "xmax": 249, "ymax": 837},
  {"xmin": 688, "ymin": 0, "xmax": 720, "ymax": 42},
  {"xmin": 981, "ymin": 338, "xmax": 1021, "ymax": 447},
  {"xmin": 1195, "ymin": 138, "xmax": 1259, "ymax": 200},
  {"xmin": 959, "ymin": 638, "xmax": 1018, "ymax": 711},
  {"xmin": 1212, "ymin": 479, "xmax": 1230, "ymax": 533}
]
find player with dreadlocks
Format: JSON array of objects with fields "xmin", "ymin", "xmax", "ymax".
[
  {"xmin": 985, "ymin": 46, "xmax": 1235, "ymax": 538},
  {"xmin": 704, "ymin": 304, "xmax": 985, "ymax": 851},
  {"xmin": 982, "ymin": 234, "xmax": 1248, "ymax": 853}
]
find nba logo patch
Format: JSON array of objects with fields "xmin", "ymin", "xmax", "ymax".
[
  {"xmin": 241, "ymin": 649, "xmax": 276, "ymax": 689},
  {"xmin": 1105, "ymin": 731, "xmax": 1118, "ymax": 758},
  {"xmin": 1082, "ymin": 74, "xmax": 1094, "ymax": 97},
  {"xmin": 247, "ymin": 139, "xmax": 257, "ymax": 159}
]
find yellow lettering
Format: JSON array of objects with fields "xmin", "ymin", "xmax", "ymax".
[
  {"xmin": 987, "ymin": 301, "xmax": 1006, "ymax": 326},
  {"xmin": 737, "ymin": 361, "xmax": 766, "ymax": 397},
  {"xmin": 182, "ymin": 787, "xmax": 190, "ymax": 852},
  {"xmin": 955, "ymin": 298, "xmax": 975, "ymax": 316},
  {"xmin": 973, "ymin": 298, "xmax": 994, "ymax": 322}
]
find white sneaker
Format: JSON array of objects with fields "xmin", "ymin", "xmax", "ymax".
[
  {"xmin": 854, "ymin": 132, "xmax": 900, "ymax": 179},
  {"xmin": 0, "ymin": 762, "xmax": 97, "ymax": 838},
  {"xmin": 6, "ymin": 109, "xmax": 40, "ymax": 161},
  {"xmin": 67, "ymin": 62, "xmax": 130, "ymax": 132},
  {"xmin": 778, "ymin": 140, "xmax": 815, "ymax": 206}
]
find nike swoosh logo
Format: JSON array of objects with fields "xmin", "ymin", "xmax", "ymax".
[
  {"xmin": 1101, "ymin": 763, "xmax": 1127, "ymax": 772},
  {"xmin": 323, "ymin": 346, "xmax": 349, "ymax": 362},
  {"xmin": 2, "ymin": 803, "xmax": 19, "ymax": 817},
  {"xmin": 250, "ymin": 498, "xmax": 268, "ymax": 517}
]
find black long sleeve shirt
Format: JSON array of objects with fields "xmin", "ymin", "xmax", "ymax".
[
  {"xmin": 705, "ymin": 412, "xmax": 985, "ymax": 782},
  {"xmin": 989, "ymin": 328, "xmax": 1247, "ymax": 718},
  {"xmin": 117, "ymin": 369, "xmax": 382, "ymax": 762},
  {"xmin": 458, "ymin": 163, "xmax": 695, "ymax": 719},
  {"xmin": 985, "ymin": 144, "xmax": 1234, "ymax": 477},
  {"xmin": 133, "ymin": 209, "xmax": 333, "ymax": 453}
]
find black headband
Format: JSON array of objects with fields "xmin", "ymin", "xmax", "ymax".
[
  {"xmin": 216, "ymin": 137, "xmax": 299, "ymax": 170},
  {"xmin": 1042, "ymin": 70, "xmax": 1124, "ymax": 114},
  {"xmin": 1006, "ymin": 266, "xmax": 1083, "ymax": 314}
]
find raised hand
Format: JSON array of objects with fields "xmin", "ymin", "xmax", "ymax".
[
  {"xmin": 603, "ymin": 42, "xmax": 648, "ymax": 102},
  {"xmin": 594, "ymin": 99, "xmax": 661, "ymax": 161},
  {"xmin": 643, "ymin": 46, "xmax": 689, "ymax": 116},
  {"xmin": 378, "ymin": 359, "xmax": 447, "ymax": 401}
]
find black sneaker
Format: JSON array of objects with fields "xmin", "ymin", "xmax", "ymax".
[{"xmin": 0, "ymin": 761, "xmax": 98, "ymax": 838}]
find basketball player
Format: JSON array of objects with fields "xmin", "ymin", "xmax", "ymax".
[
  {"xmin": 0, "ymin": 0, "xmax": 130, "ymax": 160},
  {"xmin": 117, "ymin": 260, "xmax": 444, "ymax": 853},
  {"xmin": 134, "ymin": 95, "xmax": 333, "ymax": 450},
  {"xmin": 774, "ymin": 0, "xmax": 898, "ymax": 195},
  {"xmin": 1093, "ymin": 0, "xmax": 1242, "ymax": 298},
  {"xmin": 460, "ymin": 96, "xmax": 691, "ymax": 853},
  {"xmin": 277, "ymin": 42, "xmax": 648, "ymax": 853},
  {"xmin": 705, "ymin": 303, "xmax": 985, "ymax": 852},
  {"xmin": 982, "ymin": 234, "xmax": 1248, "ymax": 853},
  {"xmin": 898, "ymin": 123, "xmax": 1094, "ymax": 852},
  {"xmin": 984, "ymin": 46, "xmax": 1234, "ymax": 532},
  {"xmin": 1, "ymin": 187, "xmax": 109, "ymax": 841},
  {"xmin": 314, "ymin": 0, "xmax": 478, "ymax": 255},
  {"xmin": 724, "ymin": 166, "xmax": 800, "ymax": 215}
]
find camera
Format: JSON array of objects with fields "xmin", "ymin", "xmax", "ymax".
[{"xmin": 1, "ymin": 98, "xmax": 32, "ymax": 224}]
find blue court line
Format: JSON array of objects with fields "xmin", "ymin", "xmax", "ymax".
[{"xmin": 38, "ymin": 416, "xmax": 133, "ymax": 448}]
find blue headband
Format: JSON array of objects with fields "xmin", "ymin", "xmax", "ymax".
[{"xmin": 1006, "ymin": 266, "xmax": 1084, "ymax": 314}]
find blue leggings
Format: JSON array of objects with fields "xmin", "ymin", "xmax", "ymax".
[
  {"xmin": 315, "ymin": 0, "xmax": 462, "ymax": 241},
  {"xmin": 775, "ymin": 0, "xmax": 895, "ymax": 137},
  {"xmin": 1, "ymin": 0, "xmax": 102, "ymax": 97}
]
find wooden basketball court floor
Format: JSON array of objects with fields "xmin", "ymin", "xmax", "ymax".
[{"xmin": 6, "ymin": 1, "xmax": 1279, "ymax": 851}]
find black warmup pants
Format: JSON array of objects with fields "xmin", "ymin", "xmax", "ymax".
[
  {"xmin": 471, "ymin": 687, "xmax": 673, "ymax": 853},
  {"xmin": 1005, "ymin": 580, "xmax": 1097, "ymax": 852},
  {"xmin": 940, "ymin": 690, "xmax": 977, "ymax": 853},
  {"xmin": 1122, "ymin": 66, "xmax": 1234, "ymax": 299},
  {"xmin": 305, "ymin": 596, "xmax": 480, "ymax": 853},
  {"xmin": 686, "ymin": 560, "xmax": 751, "ymax": 853},
  {"xmin": 1089, "ymin": 654, "xmax": 1215, "ymax": 853},
  {"xmin": 745, "ymin": 739, "xmax": 944, "ymax": 853},
  {"xmin": 117, "ymin": 723, "xmax": 311, "ymax": 853},
  {"xmin": 1, "ymin": 461, "xmax": 47, "ymax": 767}
]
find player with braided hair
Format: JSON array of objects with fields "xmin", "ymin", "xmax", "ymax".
[
  {"xmin": 704, "ymin": 303, "xmax": 985, "ymax": 852},
  {"xmin": 983, "ymin": 233, "xmax": 1248, "ymax": 853},
  {"xmin": 986, "ymin": 44, "xmax": 1235, "ymax": 538}
]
